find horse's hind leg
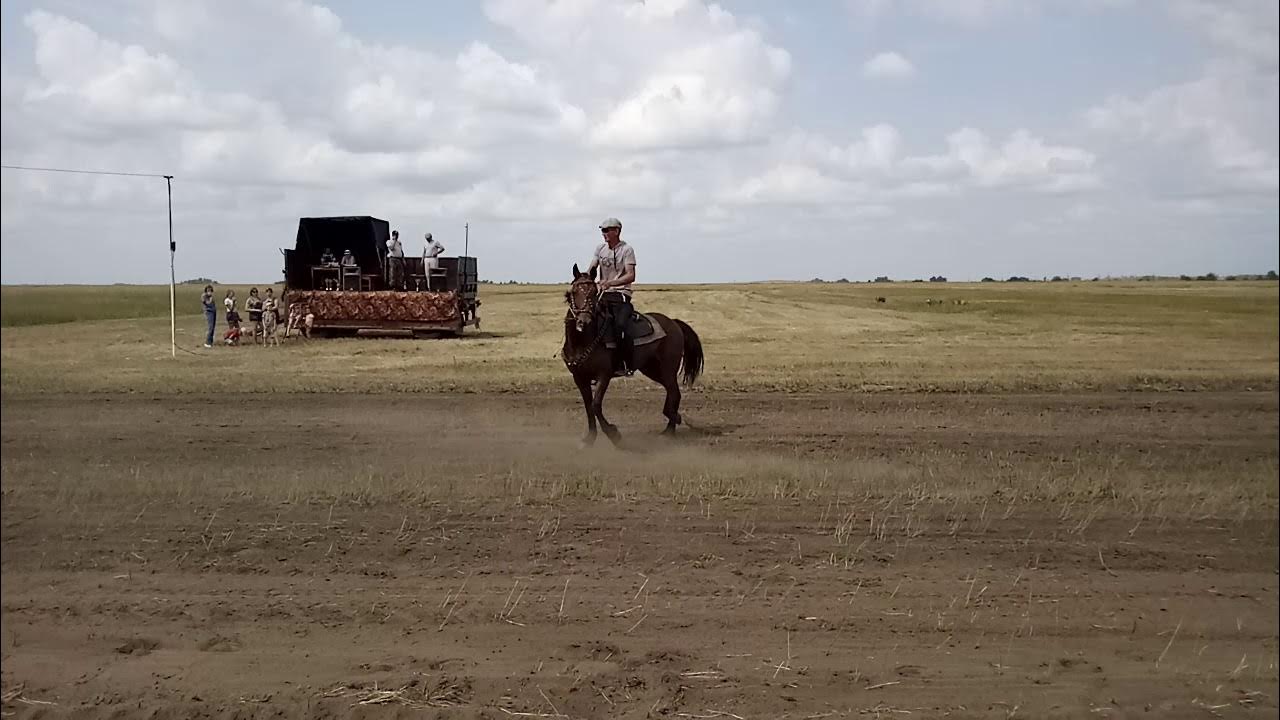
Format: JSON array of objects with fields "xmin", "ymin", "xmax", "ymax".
[
  {"xmin": 592, "ymin": 374, "xmax": 622, "ymax": 446},
  {"xmin": 640, "ymin": 335, "xmax": 684, "ymax": 435},
  {"xmin": 661, "ymin": 378, "xmax": 682, "ymax": 434}
]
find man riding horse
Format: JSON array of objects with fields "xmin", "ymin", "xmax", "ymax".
[
  {"xmin": 587, "ymin": 217, "xmax": 638, "ymax": 376},
  {"xmin": 563, "ymin": 217, "xmax": 704, "ymax": 445}
]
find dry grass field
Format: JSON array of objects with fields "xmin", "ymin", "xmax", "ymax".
[
  {"xmin": 2, "ymin": 280, "xmax": 1277, "ymax": 394},
  {"xmin": 2, "ymin": 280, "xmax": 1277, "ymax": 718}
]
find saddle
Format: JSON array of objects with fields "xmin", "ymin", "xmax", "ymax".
[{"xmin": 604, "ymin": 310, "xmax": 665, "ymax": 348}]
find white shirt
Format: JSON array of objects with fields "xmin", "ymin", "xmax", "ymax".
[
  {"xmin": 424, "ymin": 239, "xmax": 445, "ymax": 270},
  {"xmin": 589, "ymin": 241, "xmax": 636, "ymax": 297},
  {"xmin": 387, "ymin": 237, "xmax": 404, "ymax": 259}
]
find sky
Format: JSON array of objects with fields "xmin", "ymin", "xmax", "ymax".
[{"xmin": 0, "ymin": 0, "xmax": 1276, "ymax": 285}]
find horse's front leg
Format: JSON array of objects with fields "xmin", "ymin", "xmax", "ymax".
[
  {"xmin": 592, "ymin": 373, "xmax": 622, "ymax": 446},
  {"xmin": 574, "ymin": 372, "xmax": 597, "ymax": 447}
]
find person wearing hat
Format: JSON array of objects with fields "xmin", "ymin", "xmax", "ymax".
[
  {"xmin": 422, "ymin": 233, "xmax": 446, "ymax": 289},
  {"xmin": 587, "ymin": 216, "xmax": 638, "ymax": 376},
  {"xmin": 339, "ymin": 248, "xmax": 359, "ymax": 291}
]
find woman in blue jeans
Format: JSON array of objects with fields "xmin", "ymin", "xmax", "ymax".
[{"xmin": 201, "ymin": 284, "xmax": 216, "ymax": 348}]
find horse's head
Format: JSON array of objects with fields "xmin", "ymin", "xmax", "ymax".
[{"xmin": 566, "ymin": 263, "xmax": 598, "ymax": 333}]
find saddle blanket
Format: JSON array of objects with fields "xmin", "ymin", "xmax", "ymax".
[{"xmin": 605, "ymin": 312, "xmax": 666, "ymax": 348}]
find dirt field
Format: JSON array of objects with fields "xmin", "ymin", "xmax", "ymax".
[{"xmin": 3, "ymin": 391, "xmax": 1277, "ymax": 718}]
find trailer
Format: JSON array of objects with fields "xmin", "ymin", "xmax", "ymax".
[{"xmin": 281, "ymin": 216, "xmax": 480, "ymax": 337}]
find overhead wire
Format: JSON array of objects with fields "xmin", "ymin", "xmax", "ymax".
[{"xmin": 0, "ymin": 164, "xmax": 170, "ymax": 179}]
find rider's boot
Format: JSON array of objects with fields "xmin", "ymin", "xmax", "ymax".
[{"xmin": 616, "ymin": 334, "xmax": 634, "ymax": 376}]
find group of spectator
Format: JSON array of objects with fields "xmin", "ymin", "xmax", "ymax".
[{"xmin": 200, "ymin": 285, "xmax": 279, "ymax": 347}]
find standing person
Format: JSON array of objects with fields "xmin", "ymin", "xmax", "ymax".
[
  {"xmin": 587, "ymin": 217, "xmax": 638, "ymax": 375},
  {"xmin": 223, "ymin": 289, "xmax": 239, "ymax": 327},
  {"xmin": 201, "ymin": 284, "xmax": 216, "ymax": 348},
  {"xmin": 222, "ymin": 289, "xmax": 242, "ymax": 346},
  {"xmin": 261, "ymin": 288, "xmax": 279, "ymax": 346},
  {"xmin": 245, "ymin": 287, "xmax": 264, "ymax": 344},
  {"xmin": 423, "ymin": 232, "xmax": 445, "ymax": 289},
  {"xmin": 386, "ymin": 230, "xmax": 405, "ymax": 290}
]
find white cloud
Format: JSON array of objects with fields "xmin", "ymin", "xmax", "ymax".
[
  {"xmin": 590, "ymin": 73, "xmax": 780, "ymax": 149},
  {"xmin": 862, "ymin": 51, "xmax": 916, "ymax": 79},
  {"xmin": 22, "ymin": 11, "xmax": 265, "ymax": 137},
  {"xmin": 0, "ymin": 0, "xmax": 1273, "ymax": 285},
  {"xmin": 849, "ymin": 0, "xmax": 1132, "ymax": 25},
  {"xmin": 785, "ymin": 124, "xmax": 1096, "ymax": 193},
  {"xmin": 849, "ymin": 0, "xmax": 1019, "ymax": 25},
  {"xmin": 486, "ymin": 0, "xmax": 792, "ymax": 151},
  {"xmin": 334, "ymin": 77, "xmax": 437, "ymax": 153},
  {"xmin": 1085, "ymin": 65, "xmax": 1278, "ymax": 192},
  {"xmin": 933, "ymin": 128, "xmax": 1099, "ymax": 191},
  {"xmin": 784, "ymin": 124, "xmax": 902, "ymax": 173},
  {"xmin": 455, "ymin": 43, "xmax": 582, "ymax": 125},
  {"xmin": 1085, "ymin": 1, "xmax": 1279, "ymax": 194},
  {"xmin": 1173, "ymin": 0, "xmax": 1278, "ymax": 69},
  {"xmin": 907, "ymin": 0, "xmax": 1013, "ymax": 25},
  {"xmin": 718, "ymin": 164, "xmax": 868, "ymax": 206}
]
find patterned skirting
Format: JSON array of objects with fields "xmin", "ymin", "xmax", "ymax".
[{"xmin": 286, "ymin": 290, "xmax": 461, "ymax": 322}]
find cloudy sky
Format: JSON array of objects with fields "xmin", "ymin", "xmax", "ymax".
[{"xmin": 1, "ymin": 0, "xmax": 1276, "ymax": 284}]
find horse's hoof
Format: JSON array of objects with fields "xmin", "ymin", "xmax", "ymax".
[{"xmin": 578, "ymin": 435, "xmax": 596, "ymax": 449}]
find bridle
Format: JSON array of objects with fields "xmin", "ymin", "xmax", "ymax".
[
  {"xmin": 565, "ymin": 277, "xmax": 598, "ymax": 325},
  {"xmin": 563, "ymin": 278, "xmax": 605, "ymax": 368}
]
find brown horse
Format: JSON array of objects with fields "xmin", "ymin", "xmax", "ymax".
[{"xmin": 562, "ymin": 264, "xmax": 704, "ymax": 447}]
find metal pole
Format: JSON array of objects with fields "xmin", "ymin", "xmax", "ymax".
[
  {"xmin": 464, "ymin": 222, "xmax": 469, "ymax": 259},
  {"xmin": 165, "ymin": 175, "xmax": 175, "ymax": 358}
]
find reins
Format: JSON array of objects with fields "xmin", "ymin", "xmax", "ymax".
[{"xmin": 562, "ymin": 280, "xmax": 606, "ymax": 368}]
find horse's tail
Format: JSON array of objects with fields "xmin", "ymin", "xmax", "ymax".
[{"xmin": 673, "ymin": 318, "xmax": 704, "ymax": 386}]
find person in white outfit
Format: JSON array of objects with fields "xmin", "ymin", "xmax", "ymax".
[
  {"xmin": 423, "ymin": 233, "xmax": 445, "ymax": 270},
  {"xmin": 423, "ymin": 233, "xmax": 445, "ymax": 289}
]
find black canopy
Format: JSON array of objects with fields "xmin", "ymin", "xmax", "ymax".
[{"xmin": 286, "ymin": 216, "xmax": 391, "ymax": 289}]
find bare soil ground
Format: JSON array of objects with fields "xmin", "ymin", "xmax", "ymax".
[{"xmin": 2, "ymin": 391, "xmax": 1277, "ymax": 719}]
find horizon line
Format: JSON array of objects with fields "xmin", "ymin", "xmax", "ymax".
[{"xmin": 4, "ymin": 273, "xmax": 1277, "ymax": 288}]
